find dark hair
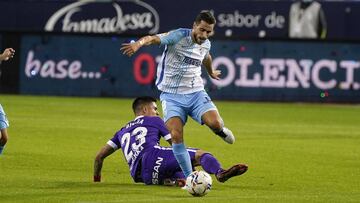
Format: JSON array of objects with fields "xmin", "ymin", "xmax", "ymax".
[
  {"xmin": 132, "ymin": 96, "xmax": 157, "ymax": 114},
  {"xmin": 195, "ymin": 10, "xmax": 216, "ymax": 25}
]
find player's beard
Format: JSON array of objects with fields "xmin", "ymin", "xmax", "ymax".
[{"xmin": 196, "ymin": 36, "xmax": 206, "ymax": 44}]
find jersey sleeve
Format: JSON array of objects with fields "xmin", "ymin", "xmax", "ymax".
[
  {"xmin": 152, "ymin": 117, "xmax": 172, "ymax": 141},
  {"xmin": 157, "ymin": 28, "xmax": 189, "ymax": 45},
  {"xmin": 107, "ymin": 133, "xmax": 120, "ymax": 150}
]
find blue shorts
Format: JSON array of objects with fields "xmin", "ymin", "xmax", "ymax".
[
  {"xmin": 0, "ymin": 104, "xmax": 9, "ymax": 130},
  {"xmin": 140, "ymin": 146, "xmax": 197, "ymax": 185},
  {"xmin": 160, "ymin": 90, "xmax": 217, "ymax": 124}
]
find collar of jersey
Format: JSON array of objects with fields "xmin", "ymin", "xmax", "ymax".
[{"xmin": 134, "ymin": 115, "xmax": 144, "ymax": 120}]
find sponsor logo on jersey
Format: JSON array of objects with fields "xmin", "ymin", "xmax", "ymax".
[
  {"xmin": 177, "ymin": 55, "xmax": 201, "ymax": 66},
  {"xmin": 152, "ymin": 156, "xmax": 163, "ymax": 184}
]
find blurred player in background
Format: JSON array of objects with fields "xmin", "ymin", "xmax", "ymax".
[
  {"xmin": 0, "ymin": 48, "xmax": 15, "ymax": 155},
  {"xmin": 120, "ymin": 10, "xmax": 236, "ymax": 178},
  {"xmin": 289, "ymin": 0, "xmax": 327, "ymax": 39},
  {"xmin": 93, "ymin": 96, "xmax": 248, "ymax": 185}
]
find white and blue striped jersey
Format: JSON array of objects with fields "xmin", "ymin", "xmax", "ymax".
[{"xmin": 155, "ymin": 28, "xmax": 211, "ymax": 94}]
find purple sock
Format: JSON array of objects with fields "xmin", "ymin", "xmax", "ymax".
[{"xmin": 200, "ymin": 153, "xmax": 222, "ymax": 175}]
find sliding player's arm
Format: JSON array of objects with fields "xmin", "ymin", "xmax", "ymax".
[
  {"xmin": 203, "ymin": 53, "xmax": 221, "ymax": 80},
  {"xmin": 153, "ymin": 117, "xmax": 173, "ymax": 146},
  {"xmin": 93, "ymin": 144, "xmax": 115, "ymax": 182},
  {"xmin": 120, "ymin": 35, "xmax": 161, "ymax": 57}
]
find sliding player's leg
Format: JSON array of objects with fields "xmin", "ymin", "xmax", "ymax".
[{"xmin": 194, "ymin": 150, "xmax": 248, "ymax": 183}]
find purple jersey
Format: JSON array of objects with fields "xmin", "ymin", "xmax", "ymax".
[{"xmin": 107, "ymin": 116, "xmax": 171, "ymax": 180}]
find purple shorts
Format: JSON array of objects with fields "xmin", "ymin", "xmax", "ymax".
[{"xmin": 140, "ymin": 146, "xmax": 197, "ymax": 185}]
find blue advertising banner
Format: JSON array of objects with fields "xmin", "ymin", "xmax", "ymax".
[
  {"xmin": 1, "ymin": 0, "xmax": 360, "ymax": 40},
  {"xmin": 20, "ymin": 35, "xmax": 360, "ymax": 102},
  {"xmin": 208, "ymin": 40, "xmax": 360, "ymax": 102},
  {"xmin": 19, "ymin": 35, "xmax": 161, "ymax": 97}
]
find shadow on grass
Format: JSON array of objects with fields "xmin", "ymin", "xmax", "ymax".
[
  {"xmin": 0, "ymin": 180, "xmax": 197, "ymax": 202},
  {"xmin": 217, "ymin": 184, "xmax": 274, "ymax": 191},
  {"xmin": 39, "ymin": 180, "xmax": 145, "ymax": 190}
]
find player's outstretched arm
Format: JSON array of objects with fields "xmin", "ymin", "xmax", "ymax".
[
  {"xmin": 120, "ymin": 35, "xmax": 161, "ymax": 57},
  {"xmin": 0, "ymin": 48, "xmax": 15, "ymax": 62},
  {"xmin": 203, "ymin": 53, "xmax": 221, "ymax": 80},
  {"xmin": 93, "ymin": 145, "xmax": 115, "ymax": 182}
]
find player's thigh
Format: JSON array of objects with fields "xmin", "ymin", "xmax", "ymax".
[
  {"xmin": 160, "ymin": 92, "xmax": 188, "ymax": 124},
  {"xmin": 189, "ymin": 90, "xmax": 218, "ymax": 124},
  {"xmin": 159, "ymin": 147, "xmax": 197, "ymax": 179},
  {"xmin": 141, "ymin": 147, "xmax": 175, "ymax": 185},
  {"xmin": 142, "ymin": 147, "xmax": 197, "ymax": 184}
]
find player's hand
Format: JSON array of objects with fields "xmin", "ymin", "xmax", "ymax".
[
  {"xmin": 209, "ymin": 70, "xmax": 221, "ymax": 80},
  {"xmin": 120, "ymin": 42, "xmax": 140, "ymax": 57},
  {"xmin": 0, "ymin": 48, "xmax": 15, "ymax": 61}
]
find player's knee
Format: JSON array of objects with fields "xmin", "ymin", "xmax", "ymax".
[
  {"xmin": 194, "ymin": 150, "xmax": 206, "ymax": 165},
  {"xmin": 170, "ymin": 128, "xmax": 183, "ymax": 144},
  {"xmin": 195, "ymin": 149, "xmax": 206, "ymax": 158}
]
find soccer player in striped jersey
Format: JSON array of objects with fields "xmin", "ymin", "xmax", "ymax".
[
  {"xmin": 120, "ymin": 11, "xmax": 236, "ymax": 178},
  {"xmin": 93, "ymin": 96, "xmax": 247, "ymax": 185},
  {"xmin": 0, "ymin": 48, "xmax": 15, "ymax": 155}
]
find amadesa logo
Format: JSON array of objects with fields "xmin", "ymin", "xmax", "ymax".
[{"xmin": 45, "ymin": 0, "xmax": 159, "ymax": 34}]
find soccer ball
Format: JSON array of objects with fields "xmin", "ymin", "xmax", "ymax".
[{"xmin": 185, "ymin": 171, "xmax": 212, "ymax": 197}]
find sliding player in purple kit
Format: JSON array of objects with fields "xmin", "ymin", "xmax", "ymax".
[
  {"xmin": 93, "ymin": 96, "xmax": 247, "ymax": 186},
  {"xmin": 0, "ymin": 48, "xmax": 15, "ymax": 155},
  {"xmin": 120, "ymin": 11, "xmax": 237, "ymax": 179}
]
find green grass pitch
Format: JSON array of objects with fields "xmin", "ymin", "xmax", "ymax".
[{"xmin": 0, "ymin": 95, "xmax": 359, "ymax": 202}]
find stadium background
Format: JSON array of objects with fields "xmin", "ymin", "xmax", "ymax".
[
  {"xmin": 1, "ymin": 1, "xmax": 360, "ymax": 202},
  {"xmin": 1, "ymin": 0, "xmax": 359, "ymax": 102}
]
